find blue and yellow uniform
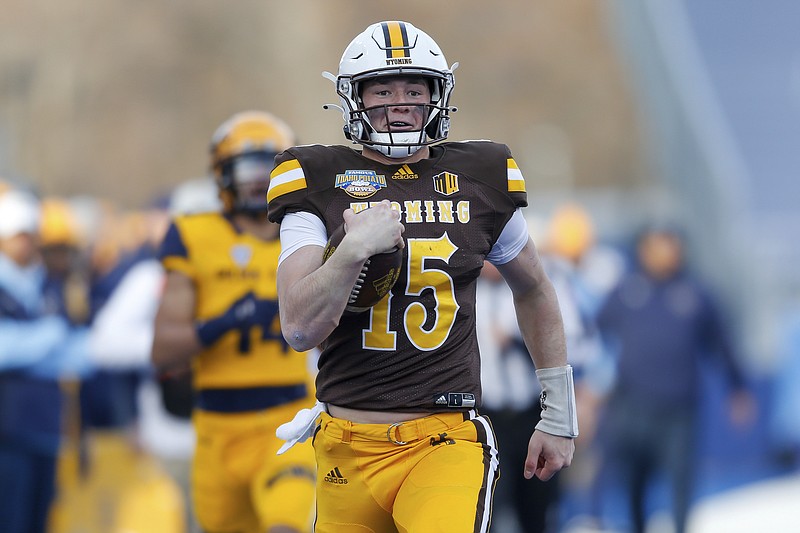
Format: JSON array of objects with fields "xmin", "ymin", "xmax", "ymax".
[{"xmin": 159, "ymin": 212, "xmax": 316, "ymax": 532}]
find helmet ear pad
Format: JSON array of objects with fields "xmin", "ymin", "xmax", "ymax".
[
  {"xmin": 342, "ymin": 124, "xmax": 354, "ymax": 141},
  {"xmin": 425, "ymin": 112, "xmax": 451, "ymax": 141},
  {"xmin": 424, "ymin": 113, "xmax": 441, "ymax": 140},
  {"xmin": 348, "ymin": 81, "xmax": 373, "ymax": 143}
]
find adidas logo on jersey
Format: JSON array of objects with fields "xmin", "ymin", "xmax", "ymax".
[
  {"xmin": 391, "ymin": 164, "xmax": 419, "ymax": 180},
  {"xmin": 324, "ymin": 467, "xmax": 348, "ymax": 485}
]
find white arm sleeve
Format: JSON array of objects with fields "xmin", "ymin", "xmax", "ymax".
[
  {"xmin": 278, "ymin": 211, "xmax": 328, "ymax": 266},
  {"xmin": 486, "ymin": 209, "xmax": 529, "ymax": 265}
]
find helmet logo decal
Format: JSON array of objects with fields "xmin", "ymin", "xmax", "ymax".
[
  {"xmin": 381, "ymin": 22, "xmax": 411, "ymax": 59},
  {"xmin": 335, "ymin": 170, "xmax": 387, "ymax": 199},
  {"xmin": 433, "ymin": 172, "xmax": 459, "ymax": 196}
]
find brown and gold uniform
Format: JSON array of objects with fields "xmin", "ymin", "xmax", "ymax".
[
  {"xmin": 268, "ymin": 141, "xmax": 529, "ymax": 532},
  {"xmin": 159, "ymin": 213, "xmax": 316, "ymax": 532}
]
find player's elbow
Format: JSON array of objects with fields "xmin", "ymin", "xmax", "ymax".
[
  {"xmin": 283, "ymin": 328, "xmax": 317, "ymax": 353},
  {"xmin": 282, "ymin": 317, "xmax": 337, "ymax": 352}
]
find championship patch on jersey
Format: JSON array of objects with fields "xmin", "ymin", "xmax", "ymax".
[
  {"xmin": 335, "ymin": 170, "xmax": 387, "ymax": 199},
  {"xmin": 433, "ymin": 172, "xmax": 459, "ymax": 196}
]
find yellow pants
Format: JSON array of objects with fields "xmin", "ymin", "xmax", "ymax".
[
  {"xmin": 313, "ymin": 410, "xmax": 499, "ymax": 533},
  {"xmin": 192, "ymin": 398, "xmax": 316, "ymax": 533}
]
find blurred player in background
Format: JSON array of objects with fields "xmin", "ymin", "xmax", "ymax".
[
  {"xmin": 267, "ymin": 21, "xmax": 576, "ymax": 532},
  {"xmin": 151, "ymin": 111, "xmax": 316, "ymax": 533}
]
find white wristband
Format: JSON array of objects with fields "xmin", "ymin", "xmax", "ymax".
[{"xmin": 535, "ymin": 365, "xmax": 579, "ymax": 438}]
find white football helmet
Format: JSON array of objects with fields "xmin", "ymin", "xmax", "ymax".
[{"xmin": 324, "ymin": 21, "xmax": 458, "ymax": 158}]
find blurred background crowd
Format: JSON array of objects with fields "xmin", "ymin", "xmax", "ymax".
[{"xmin": 2, "ymin": 1, "xmax": 799, "ymax": 532}]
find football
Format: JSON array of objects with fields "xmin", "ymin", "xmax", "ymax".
[{"xmin": 322, "ymin": 223, "xmax": 402, "ymax": 313}]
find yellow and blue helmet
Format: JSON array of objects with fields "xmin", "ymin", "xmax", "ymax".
[{"xmin": 210, "ymin": 111, "xmax": 295, "ymax": 215}]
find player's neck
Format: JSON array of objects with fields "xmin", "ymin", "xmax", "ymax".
[{"xmin": 361, "ymin": 145, "xmax": 430, "ymax": 165}]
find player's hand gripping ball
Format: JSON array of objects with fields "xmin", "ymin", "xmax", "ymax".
[{"xmin": 322, "ymin": 223, "xmax": 402, "ymax": 313}]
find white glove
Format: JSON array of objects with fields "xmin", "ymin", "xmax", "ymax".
[{"xmin": 276, "ymin": 401, "xmax": 326, "ymax": 455}]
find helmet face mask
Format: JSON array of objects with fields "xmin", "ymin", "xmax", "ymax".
[
  {"xmin": 210, "ymin": 111, "xmax": 295, "ymax": 216},
  {"xmin": 218, "ymin": 152, "xmax": 277, "ymax": 216},
  {"xmin": 328, "ymin": 21, "xmax": 457, "ymax": 159}
]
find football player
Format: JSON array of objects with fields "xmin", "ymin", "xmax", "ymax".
[
  {"xmin": 268, "ymin": 21, "xmax": 577, "ymax": 532},
  {"xmin": 151, "ymin": 111, "xmax": 316, "ymax": 533}
]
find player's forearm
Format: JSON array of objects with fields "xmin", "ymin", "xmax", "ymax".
[
  {"xmin": 514, "ymin": 279, "xmax": 568, "ymax": 370},
  {"xmin": 516, "ymin": 279, "xmax": 579, "ymax": 438},
  {"xmin": 150, "ymin": 321, "xmax": 203, "ymax": 371},
  {"xmin": 279, "ymin": 245, "xmax": 368, "ymax": 351},
  {"xmin": 501, "ymin": 241, "xmax": 569, "ymax": 369}
]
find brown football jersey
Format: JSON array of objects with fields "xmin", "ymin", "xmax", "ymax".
[{"xmin": 268, "ymin": 141, "xmax": 528, "ymax": 411}]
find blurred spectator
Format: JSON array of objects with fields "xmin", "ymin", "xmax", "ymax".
[
  {"xmin": 542, "ymin": 204, "xmax": 623, "ymax": 530},
  {"xmin": 39, "ymin": 197, "xmax": 92, "ymax": 326},
  {"xmin": 48, "ymin": 193, "xmax": 191, "ymax": 533},
  {"xmin": 542, "ymin": 204, "xmax": 623, "ymax": 440},
  {"xmin": 167, "ymin": 176, "xmax": 223, "ymax": 216},
  {"xmin": 0, "ymin": 188, "xmax": 92, "ymax": 533},
  {"xmin": 85, "ymin": 201, "xmax": 170, "ymax": 373},
  {"xmin": 80, "ymin": 197, "xmax": 172, "ymax": 433},
  {"xmin": 36, "ymin": 196, "xmax": 94, "ymax": 529},
  {"xmin": 91, "ymin": 179, "xmax": 221, "ymax": 533},
  {"xmin": 769, "ymin": 307, "xmax": 800, "ymax": 470},
  {"xmin": 592, "ymin": 223, "xmax": 756, "ymax": 533},
  {"xmin": 546, "ymin": 203, "xmax": 625, "ymax": 318},
  {"xmin": 48, "ymin": 182, "xmax": 219, "ymax": 533}
]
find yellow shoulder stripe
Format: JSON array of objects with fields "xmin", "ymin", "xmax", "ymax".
[
  {"xmin": 507, "ymin": 158, "xmax": 526, "ymax": 193},
  {"xmin": 268, "ymin": 159, "xmax": 307, "ymax": 203}
]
